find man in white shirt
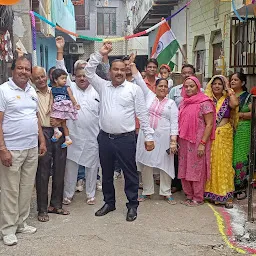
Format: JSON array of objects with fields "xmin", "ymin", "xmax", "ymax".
[
  {"xmin": 54, "ymin": 36, "xmax": 100, "ymax": 205},
  {"xmin": 0, "ymin": 56, "xmax": 46, "ymax": 246},
  {"xmin": 85, "ymin": 42, "xmax": 155, "ymax": 222}
]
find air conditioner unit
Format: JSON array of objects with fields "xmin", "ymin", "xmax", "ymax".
[
  {"xmin": 69, "ymin": 43, "xmax": 84, "ymax": 54},
  {"xmin": 241, "ymin": 52, "xmax": 256, "ymax": 74}
]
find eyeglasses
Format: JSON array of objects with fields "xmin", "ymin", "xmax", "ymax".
[{"xmin": 147, "ymin": 66, "xmax": 157, "ymax": 69}]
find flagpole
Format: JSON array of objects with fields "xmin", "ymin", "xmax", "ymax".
[{"xmin": 169, "ymin": 28, "xmax": 187, "ymax": 64}]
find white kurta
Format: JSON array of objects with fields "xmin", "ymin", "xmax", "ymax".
[
  {"xmin": 66, "ymin": 82, "xmax": 100, "ymax": 169},
  {"xmin": 134, "ymin": 73, "xmax": 179, "ymax": 179}
]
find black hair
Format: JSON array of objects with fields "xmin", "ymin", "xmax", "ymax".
[
  {"xmin": 231, "ymin": 72, "xmax": 247, "ymax": 92},
  {"xmin": 156, "ymin": 78, "xmax": 168, "ymax": 87},
  {"xmin": 122, "ymin": 56, "xmax": 130, "ymax": 61},
  {"xmin": 48, "ymin": 66, "xmax": 56, "ymax": 83},
  {"xmin": 146, "ymin": 58, "xmax": 158, "ymax": 68},
  {"xmin": 110, "ymin": 59, "xmax": 124, "ymax": 69},
  {"xmin": 181, "ymin": 64, "xmax": 195, "ymax": 74},
  {"xmin": 11, "ymin": 56, "xmax": 32, "ymax": 71},
  {"xmin": 211, "ymin": 76, "xmax": 225, "ymax": 89},
  {"xmin": 48, "ymin": 66, "xmax": 56, "ymax": 76},
  {"xmin": 51, "ymin": 68, "xmax": 67, "ymax": 82}
]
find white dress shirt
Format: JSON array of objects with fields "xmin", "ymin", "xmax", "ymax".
[{"xmin": 85, "ymin": 51, "xmax": 154, "ymax": 141}]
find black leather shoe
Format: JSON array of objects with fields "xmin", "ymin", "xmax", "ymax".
[
  {"xmin": 95, "ymin": 204, "xmax": 116, "ymax": 217},
  {"xmin": 126, "ymin": 208, "xmax": 137, "ymax": 222}
]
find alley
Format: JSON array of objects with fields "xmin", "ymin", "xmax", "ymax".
[{"xmin": 0, "ymin": 179, "xmax": 236, "ymax": 256}]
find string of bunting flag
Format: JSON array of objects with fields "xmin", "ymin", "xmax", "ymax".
[{"xmin": 30, "ymin": 0, "xmax": 192, "ymax": 43}]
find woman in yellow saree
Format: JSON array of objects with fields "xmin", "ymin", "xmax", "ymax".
[{"xmin": 204, "ymin": 75, "xmax": 238, "ymax": 208}]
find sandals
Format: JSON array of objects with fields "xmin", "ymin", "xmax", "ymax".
[
  {"xmin": 187, "ymin": 200, "xmax": 204, "ymax": 207},
  {"xmin": 86, "ymin": 197, "xmax": 95, "ymax": 205},
  {"xmin": 138, "ymin": 195, "xmax": 150, "ymax": 202},
  {"xmin": 63, "ymin": 197, "xmax": 72, "ymax": 205},
  {"xmin": 236, "ymin": 191, "xmax": 247, "ymax": 201},
  {"xmin": 61, "ymin": 140, "xmax": 72, "ymax": 149},
  {"xmin": 165, "ymin": 196, "xmax": 176, "ymax": 205},
  {"xmin": 48, "ymin": 207, "xmax": 70, "ymax": 215},
  {"xmin": 180, "ymin": 199, "xmax": 192, "ymax": 206},
  {"xmin": 225, "ymin": 202, "xmax": 234, "ymax": 209},
  {"xmin": 38, "ymin": 212, "xmax": 49, "ymax": 222},
  {"xmin": 51, "ymin": 131, "xmax": 63, "ymax": 142}
]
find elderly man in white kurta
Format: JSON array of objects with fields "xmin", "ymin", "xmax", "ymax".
[{"xmin": 56, "ymin": 51, "xmax": 100, "ymax": 205}]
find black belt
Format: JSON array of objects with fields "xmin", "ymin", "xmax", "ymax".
[{"xmin": 100, "ymin": 130, "xmax": 135, "ymax": 139}]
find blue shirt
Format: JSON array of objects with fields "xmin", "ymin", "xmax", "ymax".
[
  {"xmin": 169, "ymin": 84, "xmax": 183, "ymax": 108},
  {"xmin": 51, "ymin": 86, "xmax": 70, "ymax": 102}
]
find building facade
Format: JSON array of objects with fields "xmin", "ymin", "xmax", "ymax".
[
  {"xmin": 33, "ymin": 0, "xmax": 76, "ymax": 72},
  {"xmin": 133, "ymin": 0, "xmax": 256, "ymax": 87},
  {"xmin": 68, "ymin": 0, "xmax": 149, "ymax": 72},
  {"xmin": 0, "ymin": 5, "xmax": 14, "ymax": 84}
]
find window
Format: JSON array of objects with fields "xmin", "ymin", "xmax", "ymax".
[
  {"xmin": 195, "ymin": 51, "xmax": 205, "ymax": 75},
  {"xmin": 212, "ymin": 31, "xmax": 222, "ymax": 75},
  {"xmin": 194, "ymin": 36, "xmax": 206, "ymax": 75},
  {"xmin": 230, "ymin": 17, "xmax": 256, "ymax": 74},
  {"xmin": 40, "ymin": 44, "xmax": 44, "ymax": 68},
  {"xmin": 74, "ymin": 0, "xmax": 90, "ymax": 30},
  {"xmin": 45, "ymin": 46, "xmax": 48, "ymax": 72},
  {"xmin": 97, "ymin": 7, "xmax": 116, "ymax": 35}
]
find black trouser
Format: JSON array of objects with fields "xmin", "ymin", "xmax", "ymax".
[
  {"xmin": 36, "ymin": 127, "xmax": 67, "ymax": 213},
  {"xmin": 171, "ymin": 154, "xmax": 182, "ymax": 190},
  {"xmin": 98, "ymin": 130, "xmax": 139, "ymax": 209}
]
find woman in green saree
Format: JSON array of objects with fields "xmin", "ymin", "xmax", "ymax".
[{"xmin": 231, "ymin": 72, "xmax": 252, "ymax": 200}]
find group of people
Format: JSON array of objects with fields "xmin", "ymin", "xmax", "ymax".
[{"xmin": 0, "ymin": 37, "xmax": 252, "ymax": 246}]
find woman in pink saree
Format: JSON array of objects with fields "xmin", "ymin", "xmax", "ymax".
[{"xmin": 178, "ymin": 76, "xmax": 216, "ymax": 206}]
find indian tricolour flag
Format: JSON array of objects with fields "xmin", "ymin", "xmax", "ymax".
[{"xmin": 151, "ymin": 21, "xmax": 179, "ymax": 69}]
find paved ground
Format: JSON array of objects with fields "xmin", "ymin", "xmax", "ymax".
[{"xmin": 0, "ymin": 179, "xmax": 238, "ymax": 256}]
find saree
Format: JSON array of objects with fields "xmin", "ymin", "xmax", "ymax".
[
  {"xmin": 204, "ymin": 76, "xmax": 236, "ymax": 202},
  {"xmin": 233, "ymin": 91, "xmax": 251, "ymax": 193}
]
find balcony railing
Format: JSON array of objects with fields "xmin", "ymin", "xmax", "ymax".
[
  {"xmin": 230, "ymin": 17, "xmax": 256, "ymax": 74},
  {"xmin": 76, "ymin": 15, "xmax": 90, "ymax": 30}
]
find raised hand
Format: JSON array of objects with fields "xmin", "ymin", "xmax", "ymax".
[
  {"xmin": 99, "ymin": 42, "xmax": 112, "ymax": 56},
  {"xmin": 16, "ymin": 47, "xmax": 24, "ymax": 58},
  {"xmin": 56, "ymin": 36, "xmax": 65, "ymax": 50},
  {"xmin": 129, "ymin": 51, "xmax": 137, "ymax": 63},
  {"xmin": 129, "ymin": 62, "xmax": 138, "ymax": 75}
]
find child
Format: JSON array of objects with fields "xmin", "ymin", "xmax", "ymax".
[
  {"xmin": 159, "ymin": 64, "xmax": 173, "ymax": 92},
  {"xmin": 50, "ymin": 69, "xmax": 80, "ymax": 148},
  {"xmin": 141, "ymin": 70, "xmax": 146, "ymax": 79}
]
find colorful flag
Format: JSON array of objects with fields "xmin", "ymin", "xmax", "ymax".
[{"xmin": 151, "ymin": 21, "xmax": 179, "ymax": 70}]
